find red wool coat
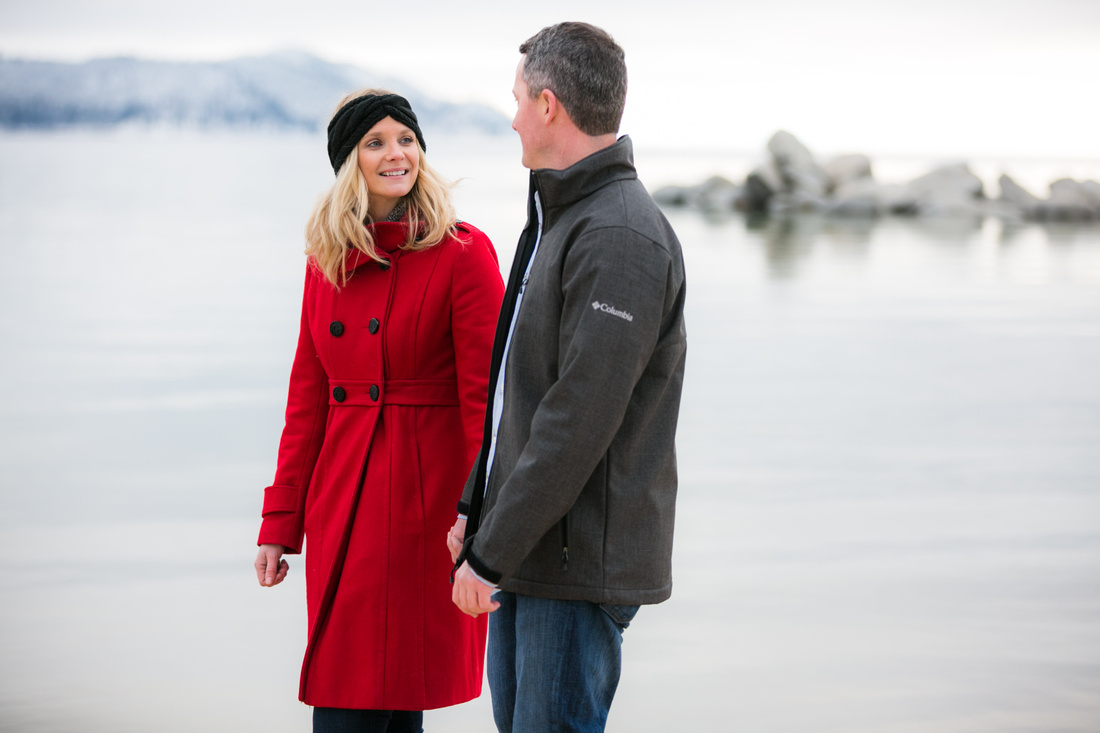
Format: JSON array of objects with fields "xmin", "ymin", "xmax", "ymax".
[{"xmin": 258, "ymin": 220, "xmax": 504, "ymax": 710}]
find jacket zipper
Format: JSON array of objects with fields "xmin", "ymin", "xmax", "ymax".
[{"xmin": 559, "ymin": 515, "xmax": 569, "ymax": 571}]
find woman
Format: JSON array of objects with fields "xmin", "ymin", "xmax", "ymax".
[{"xmin": 253, "ymin": 89, "xmax": 504, "ymax": 733}]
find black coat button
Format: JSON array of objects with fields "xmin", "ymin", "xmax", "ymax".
[
  {"xmin": 379, "ymin": 260, "xmax": 391, "ymax": 271},
  {"xmin": 369, "ymin": 384, "xmax": 380, "ymax": 401},
  {"xmin": 329, "ymin": 321, "xmax": 344, "ymax": 337},
  {"xmin": 368, "ymin": 318, "xmax": 380, "ymax": 334},
  {"xmin": 332, "ymin": 386, "xmax": 346, "ymax": 402}
]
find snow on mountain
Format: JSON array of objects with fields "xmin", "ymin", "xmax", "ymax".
[{"xmin": 0, "ymin": 51, "xmax": 511, "ymax": 135}]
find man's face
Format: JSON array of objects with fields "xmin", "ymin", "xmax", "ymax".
[{"xmin": 511, "ymin": 57, "xmax": 545, "ymax": 170}]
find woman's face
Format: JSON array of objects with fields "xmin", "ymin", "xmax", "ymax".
[{"xmin": 357, "ymin": 116, "xmax": 421, "ymax": 220}]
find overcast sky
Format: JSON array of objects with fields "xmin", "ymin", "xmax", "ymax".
[{"xmin": 2, "ymin": 0, "xmax": 1098, "ymax": 158}]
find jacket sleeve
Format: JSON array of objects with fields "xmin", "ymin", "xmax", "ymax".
[
  {"xmin": 449, "ymin": 228, "xmax": 505, "ymax": 480},
  {"xmin": 256, "ymin": 268, "xmax": 331, "ymax": 554},
  {"xmin": 457, "ymin": 447, "xmax": 482, "ymax": 516},
  {"xmin": 467, "ymin": 226, "xmax": 678, "ymax": 583}
]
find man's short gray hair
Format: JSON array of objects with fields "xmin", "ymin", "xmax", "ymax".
[{"xmin": 519, "ymin": 22, "xmax": 627, "ymax": 137}]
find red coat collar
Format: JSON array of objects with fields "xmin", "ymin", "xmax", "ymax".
[{"xmin": 343, "ymin": 221, "xmax": 412, "ymax": 272}]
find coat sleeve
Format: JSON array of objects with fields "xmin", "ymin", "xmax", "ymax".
[
  {"xmin": 467, "ymin": 227, "xmax": 679, "ymax": 583},
  {"xmin": 256, "ymin": 268, "xmax": 331, "ymax": 554},
  {"xmin": 449, "ymin": 227, "xmax": 505, "ymax": 477}
]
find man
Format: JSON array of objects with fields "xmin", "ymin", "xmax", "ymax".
[{"xmin": 449, "ymin": 21, "xmax": 687, "ymax": 733}]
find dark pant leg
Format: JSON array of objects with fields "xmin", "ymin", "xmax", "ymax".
[
  {"xmin": 312, "ymin": 708, "xmax": 424, "ymax": 733},
  {"xmin": 388, "ymin": 711, "xmax": 423, "ymax": 733}
]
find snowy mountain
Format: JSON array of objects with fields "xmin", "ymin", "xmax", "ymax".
[{"xmin": 0, "ymin": 51, "xmax": 511, "ymax": 135}]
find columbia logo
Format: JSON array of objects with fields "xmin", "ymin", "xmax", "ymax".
[{"xmin": 591, "ymin": 301, "xmax": 634, "ymax": 322}]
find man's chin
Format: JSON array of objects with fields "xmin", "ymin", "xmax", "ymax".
[{"xmin": 519, "ymin": 147, "xmax": 539, "ymax": 170}]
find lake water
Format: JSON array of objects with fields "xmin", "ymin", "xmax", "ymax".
[{"xmin": 1, "ymin": 130, "xmax": 1099, "ymax": 732}]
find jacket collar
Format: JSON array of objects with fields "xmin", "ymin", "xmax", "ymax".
[
  {"xmin": 530, "ymin": 135, "xmax": 638, "ymax": 215},
  {"xmin": 343, "ymin": 220, "xmax": 410, "ymax": 272}
]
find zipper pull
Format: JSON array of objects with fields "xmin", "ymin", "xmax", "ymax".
[{"xmin": 559, "ymin": 515, "xmax": 570, "ymax": 571}]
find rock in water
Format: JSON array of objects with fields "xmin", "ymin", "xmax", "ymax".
[
  {"xmin": 1081, "ymin": 180, "xmax": 1100, "ymax": 210},
  {"xmin": 651, "ymin": 186, "xmax": 691, "ymax": 207},
  {"xmin": 1033, "ymin": 179, "xmax": 1100, "ymax": 221},
  {"xmin": 652, "ymin": 176, "xmax": 742, "ymax": 212},
  {"xmin": 767, "ymin": 130, "xmax": 831, "ymax": 197},
  {"xmin": 824, "ymin": 154, "xmax": 873, "ymax": 188},
  {"xmin": 892, "ymin": 163, "xmax": 984, "ymax": 216},
  {"xmin": 998, "ymin": 174, "xmax": 1042, "ymax": 216},
  {"xmin": 827, "ymin": 178, "xmax": 887, "ymax": 217},
  {"xmin": 691, "ymin": 176, "xmax": 742, "ymax": 212},
  {"xmin": 743, "ymin": 160, "xmax": 784, "ymax": 212}
]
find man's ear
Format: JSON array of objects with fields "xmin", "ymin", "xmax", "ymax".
[{"xmin": 540, "ymin": 88, "xmax": 561, "ymax": 125}]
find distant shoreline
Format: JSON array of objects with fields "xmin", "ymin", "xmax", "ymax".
[{"xmin": 0, "ymin": 53, "xmax": 511, "ymax": 135}]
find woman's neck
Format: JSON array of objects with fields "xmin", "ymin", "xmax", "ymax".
[{"xmin": 370, "ymin": 199, "xmax": 407, "ymax": 223}]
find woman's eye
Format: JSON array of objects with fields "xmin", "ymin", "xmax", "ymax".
[{"xmin": 401, "ymin": 136, "xmax": 414, "ymax": 145}]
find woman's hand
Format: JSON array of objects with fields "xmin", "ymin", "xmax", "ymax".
[
  {"xmin": 255, "ymin": 544, "xmax": 289, "ymax": 587},
  {"xmin": 447, "ymin": 517, "xmax": 467, "ymax": 563}
]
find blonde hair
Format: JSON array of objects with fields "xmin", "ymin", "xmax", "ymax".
[{"xmin": 305, "ymin": 88, "xmax": 457, "ymax": 287}]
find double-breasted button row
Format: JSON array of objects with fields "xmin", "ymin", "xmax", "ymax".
[{"xmin": 330, "ymin": 319, "xmax": 381, "ymax": 336}]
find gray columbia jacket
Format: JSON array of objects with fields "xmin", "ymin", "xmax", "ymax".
[{"xmin": 458, "ymin": 136, "xmax": 687, "ymax": 605}]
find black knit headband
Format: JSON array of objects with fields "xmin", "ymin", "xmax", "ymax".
[{"xmin": 326, "ymin": 93, "xmax": 426, "ymax": 175}]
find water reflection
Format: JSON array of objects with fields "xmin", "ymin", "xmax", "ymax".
[{"xmin": 685, "ymin": 207, "xmax": 1100, "ymax": 285}]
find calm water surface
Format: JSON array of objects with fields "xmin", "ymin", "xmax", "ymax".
[{"xmin": 1, "ymin": 131, "xmax": 1099, "ymax": 732}]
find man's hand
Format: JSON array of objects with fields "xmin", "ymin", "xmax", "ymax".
[
  {"xmin": 447, "ymin": 516, "xmax": 467, "ymax": 563},
  {"xmin": 452, "ymin": 561, "xmax": 500, "ymax": 617},
  {"xmin": 255, "ymin": 544, "xmax": 289, "ymax": 587}
]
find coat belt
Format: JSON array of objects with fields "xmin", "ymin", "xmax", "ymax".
[{"xmin": 327, "ymin": 378, "xmax": 459, "ymax": 406}]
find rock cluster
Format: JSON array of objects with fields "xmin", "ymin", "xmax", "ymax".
[{"xmin": 653, "ymin": 130, "xmax": 1100, "ymax": 222}]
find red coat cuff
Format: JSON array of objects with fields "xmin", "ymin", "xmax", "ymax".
[
  {"xmin": 262, "ymin": 484, "xmax": 299, "ymax": 514},
  {"xmin": 257, "ymin": 511, "xmax": 303, "ymax": 554}
]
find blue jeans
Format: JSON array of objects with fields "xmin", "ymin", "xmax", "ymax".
[
  {"xmin": 487, "ymin": 591, "xmax": 640, "ymax": 733},
  {"xmin": 312, "ymin": 708, "xmax": 423, "ymax": 733}
]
